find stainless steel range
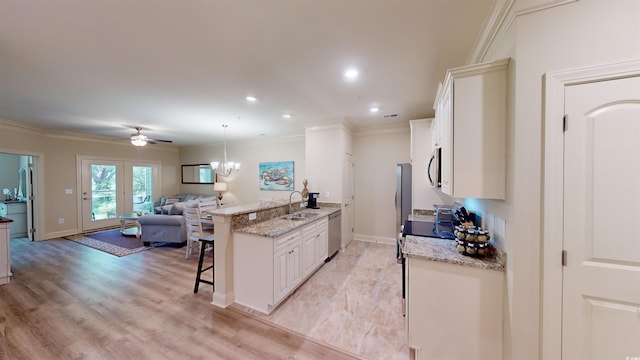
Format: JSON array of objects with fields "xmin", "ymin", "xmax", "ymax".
[{"xmin": 397, "ymin": 220, "xmax": 455, "ymax": 315}]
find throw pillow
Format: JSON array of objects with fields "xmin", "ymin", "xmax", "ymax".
[{"xmin": 168, "ymin": 205, "xmax": 183, "ymax": 215}]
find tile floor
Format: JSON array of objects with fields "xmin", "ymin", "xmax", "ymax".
[{"xmin": 242, "ymin": 240, "xmax": 411, "ymax": 360}]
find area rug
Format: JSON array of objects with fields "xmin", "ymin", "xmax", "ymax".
[{"xmin": 65, "ymin": 229, "xmax": 151, "ymax": 257}]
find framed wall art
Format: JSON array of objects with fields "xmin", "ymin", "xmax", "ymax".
[{"xmin": 259, "ymin": 161, "xmax": 294, "ymax": 191}]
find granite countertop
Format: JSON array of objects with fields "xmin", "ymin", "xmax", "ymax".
[
  {"xmin": 207, "ymin": 202, "xmax": 285, "ymax": 217},
  {"xmin": 235, "ymin": 207, "xmax": 340, "ymax": 238},
  {"xmin": 403, "ymin": 235, "xmax": 506, "ymax": 272}
]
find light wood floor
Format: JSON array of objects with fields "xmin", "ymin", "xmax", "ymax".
[{"xmin": 0, "ymin": 238, "xmax": 363, "ymax": 359}]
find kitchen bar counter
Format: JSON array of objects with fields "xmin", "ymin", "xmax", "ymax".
[
  {"xmin": 403, "ymin": 235, "xmax": 505, "ymax": 272},
  {"xmin": 202, "ymin": 200, "xmax": 340, "ymax": 309},
  {"xmin": 235, "ymin": 207, "xmax": 339, "ymax": 238}
]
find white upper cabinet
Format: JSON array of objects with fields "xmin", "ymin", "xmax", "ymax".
[
  {"xmin": 435, "ymin": 58, "xmax": 509, "ymax": 200},
  {"xmin": 432, "ymin": 83, "xmax": 443, "ymax": 151}
]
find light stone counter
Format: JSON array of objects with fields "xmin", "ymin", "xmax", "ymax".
[
  {"xmin": 405, "ymin": 210, "xmax": 505, "ymax": 272},
  {"xmin": 234, "ymin": 207, "xmax": 340, "ymax": 238},
  {"xmin": 403, "ymin": 235, "xmax": 505, "ymax": 272}
]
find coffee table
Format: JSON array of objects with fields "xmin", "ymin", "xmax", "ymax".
[{"xmin": 119, "ymin": 213, "xmax": 142, "ymax": 238}]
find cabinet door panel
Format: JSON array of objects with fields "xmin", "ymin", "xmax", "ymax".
[
  {"xmin": 274, "ymin": 250, "xmax": 289, "ymax": 300},
  {"xmin": 289, "ymin": 242, "xmax": 303, "ymax": 287},
  {"xmin": 440, "ymin": 84, "xmax": 453, "ymax": 195},
  {"xmin": 302, "ymin": 235, "xmax": 316, "ymax": 277},
  {"xmin": 316, "ymin": 229, "xmax": 328, "ymax": 264}
]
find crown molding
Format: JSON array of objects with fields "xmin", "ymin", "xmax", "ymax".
[
  {"xmin": 180, "ymin": 133, "xmax": 305, "ymax": 151},
  {"xmin": 515, "ymin": 0, "xmax": 579, "ymax": 16},
  {"xmin": 353, "ymin": 122, "xmax": 409, "ymax": 137},
  {"xmin": 468, "ymin": 0, "xmax": 515, "ymax": 64},
  {"xmin": 0, "ymin": 117, "xmax": 177, "ymax": 150},
  {"xmin": 305, "ymin": 118, "xmax": 354, "ymax": 134}
]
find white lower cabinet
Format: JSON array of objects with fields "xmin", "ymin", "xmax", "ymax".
[
  {"xmin": 0, "ymin": 220, "xmax": 11, "ymax": 285},
  {"xmin": 315, "ymin": 218, "xmax": 328, "ymax": 265},
  {"xmin": 302, "ymin": 218, "xmax": 328, "ymax": 278},
  {"xmin": 234, "ymin": 216, "xmax": 329, "ymax": 314},
  {"xmin": 0, "ymin": 202, "xmax": 27, "ymax": 238},
  {"xmin": 406, "ymin": 257, "xmax": 504, "ymax": 360},
  {"xmin": 275, "ymin": 233, "xmax": 302, "ymax": 301}
]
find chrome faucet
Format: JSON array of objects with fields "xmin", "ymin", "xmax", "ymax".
[{"xmin": 289, "ymin": 190, "xmax": 303, "ymax": 214}]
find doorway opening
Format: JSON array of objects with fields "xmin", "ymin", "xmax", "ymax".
[{"xmin": 0, "ymin": 152, "xmax": 38, "ymax": 241}]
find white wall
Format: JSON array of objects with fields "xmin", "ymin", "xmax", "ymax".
[
  {"xmin": 352, "ymin": 125, "xmax": 411, "ymax": 242},
  {"xmin": 464, "ymin": 1, "xmax": 640, "ymax": 359},
  {"xmin": 305, "ymin": 123, "xmax": 350, "ymax": 204},
  {"xmin": 179, "ymin": 135, "xmax": 306, "ymax": 205}
]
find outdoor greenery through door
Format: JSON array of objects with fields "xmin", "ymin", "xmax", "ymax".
[{"xmin": 80, "ymin": 157, "xmax": 159, "ymax": 232}]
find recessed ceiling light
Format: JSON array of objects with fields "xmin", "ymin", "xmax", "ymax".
[
  {"xmin": 246, "ymin": 96, "xmax": 257, "ymax": 102},
  {"xmin": 283, "ymin": 114, "xmax": 292, "ymax": 119},
  {"xmin": 370, "ymin": 107, "xmax": 379, "ymax": 113},
  {"xmin": 344, "ymin": 68, "xmax": 359, "ymax": 80}
]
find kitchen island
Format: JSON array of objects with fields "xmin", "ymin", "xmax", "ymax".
[
  {"xmin": 403, "ymin": 234, "xmax": 506, "ymax": 360},
  {"xmin": 233, "ymin": 208, "xmax": 338, "ymax": 314},
  {"xmin": 205, "ymin": 201, "xmax": 339, "ymax": 309}
]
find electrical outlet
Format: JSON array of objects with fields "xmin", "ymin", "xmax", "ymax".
[
  {"xmin": 58, "ymin": 218, "xmax": 64, "ymax": 224},
  {"xmin": 325, "ymin": 191, "xmax": 330, "ymax": 198},
  {"xmin": 486, "ymin": 214, "xmax": 495, "ymax": 238},
  {"xmin": 495, "ymin": 217, "xmax": 506, "ymax": 242},
  {"xmin": 249, "ymin": 212, "xmax": 257, "ymax": 221}
]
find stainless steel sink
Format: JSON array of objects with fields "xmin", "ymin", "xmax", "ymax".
[
  {"xmin": 281, "ymin": 215, "xmax": 307, "ymax": 221},
  {"xmin": 296, "ymin": 211, "xmax": 319, "ymax": 219},
  {"xmin": 281, "ymin": 212, "xmax": 319, "ymax": 221}
]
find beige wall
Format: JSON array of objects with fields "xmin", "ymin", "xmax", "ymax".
[
  {"xmin": 179, "ymin": 135, "xmax": 306, "ymax": 205},
  {"xmin": 352, "ymin": 125, "xmax": 411, "ymax": 241},
  {"xmin": 0, "ymin": 120, "xmax": 180, "ymax": 240},
  {"xmin": 461, "ymin": 1, "xmax": 640, "ymax": 359}
]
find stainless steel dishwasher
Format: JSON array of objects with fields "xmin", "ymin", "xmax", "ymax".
[{"xmin": 327, "ymin": 210, "xmax": 342, "ymax": 259}]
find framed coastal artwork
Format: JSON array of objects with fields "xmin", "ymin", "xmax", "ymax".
[{"xmin": 259, "ymin": 161, "xmax": 294, "ymax": 191}]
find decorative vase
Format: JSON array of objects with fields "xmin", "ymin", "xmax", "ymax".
[{"xmin": 301, "ymin": 179, "xmax": 309, "ymax": 199}]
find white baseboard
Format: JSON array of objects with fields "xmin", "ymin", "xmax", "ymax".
[
  {"xmin": 43, "ymin": 229, "xmax": 79, "ymax": 240},
  {"xmin": 212, "ymin": 290, "xmax": 234, "ymax": 308},
  {"xmin": 353, "ymin": 233, "xmax": 396, "ymax": 245}
]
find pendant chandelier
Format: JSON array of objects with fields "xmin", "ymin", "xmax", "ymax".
[{"xmin": 210, "ymin": 124, "xmax": 240, "ymax": 177}]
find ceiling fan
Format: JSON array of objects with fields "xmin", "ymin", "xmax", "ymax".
[{"xmin": 129, "ymin": 127, "xmax": 173, "ymax": 147}]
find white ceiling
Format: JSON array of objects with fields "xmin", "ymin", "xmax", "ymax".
[{"xmin": 0, "ymin": 0, "xmax": 494, "ymax": 146}]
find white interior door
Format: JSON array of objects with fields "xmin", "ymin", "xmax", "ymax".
[{"xmin": 562, "ymin": 75, "xmax": 640, "ymax": 359}]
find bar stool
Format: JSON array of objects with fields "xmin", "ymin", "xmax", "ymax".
[
  {"xmin": 183, "ymin": 207, "xmax": 215, "ymax": 293},
  {"xmin": 194, "ymin": 238, "xmax": 214, "ymax": 293}
]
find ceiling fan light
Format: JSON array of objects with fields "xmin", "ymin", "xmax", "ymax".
[{"xmin": 131, "ymin": 135, "xmax": 147, "ymax": 146}]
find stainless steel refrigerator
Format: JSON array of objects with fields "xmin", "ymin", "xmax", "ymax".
[{"xmin": 395, "ymin": 163, "xmax": 412, "ymax": 236}]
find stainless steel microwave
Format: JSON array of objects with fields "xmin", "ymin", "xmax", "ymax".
[{"xmin": 428, "ymin": 147, "xmax": 441, "ymax": 188}]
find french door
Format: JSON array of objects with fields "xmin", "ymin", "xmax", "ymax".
[{"xmin": 80, "ymin": 158, "xmax": 159, "ymax": 232}]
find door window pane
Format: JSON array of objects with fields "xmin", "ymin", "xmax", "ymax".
[
  {"xmin": 132, "ymin": 166, "xmax": 153, "ymax": 213},
  {"xmin": 91, "ymin": 165, "xmax": 117, "ymax": 220}
]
